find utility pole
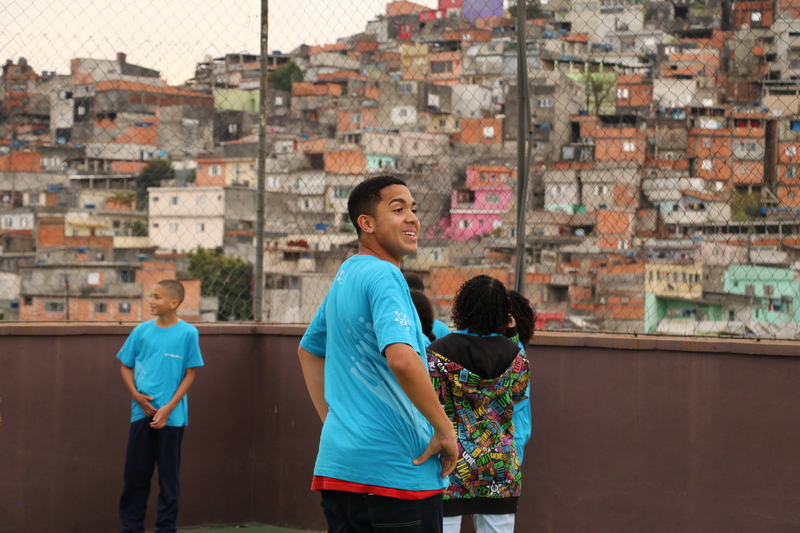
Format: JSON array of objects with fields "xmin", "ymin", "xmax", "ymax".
[
  {"xmin": 253, "ymin": 0, "xmax": 269, "ymax": 322},
  {"xmin": 64, "ymin": 274, "xmax": 70, "ymax": 321},
  {"xmin": 513, "ymin": 0, "xmax": 531, "ymax": 295}
]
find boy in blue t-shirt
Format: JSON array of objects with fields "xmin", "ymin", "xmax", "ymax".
[
  {"xmin": 116, "ymin": 279, "xmax": 204, "ymax": 533},
  {"xmin": 298, "ymin": 175, "xmax": 458, "ymax": 532}
]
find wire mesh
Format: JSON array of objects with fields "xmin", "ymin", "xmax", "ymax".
[{"xmin": 1, "ymin": 0, "xmax": 799, "ymax": 339}]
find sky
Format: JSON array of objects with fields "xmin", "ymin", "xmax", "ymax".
[{"xmin": 1, "ymin": 0, "xmax": 439, "ymax": 85}]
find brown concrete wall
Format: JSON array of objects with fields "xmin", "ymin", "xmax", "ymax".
[{"xmin": 1, "ymin": 325, "xmax": 800, "ymax": 533}]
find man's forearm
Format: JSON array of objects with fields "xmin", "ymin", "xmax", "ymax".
[
  {"xmin": 385, "ymin": 343, "xmax": 453, "ymax": 435},
  {"xmin": 298, "ymin": 346, "xmax": 327, "ymax": 422}
]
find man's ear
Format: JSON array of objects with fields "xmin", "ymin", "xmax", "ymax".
[
  {"xmin": 357, "ymin": 213, "xmax": 375, "ymax": 234},
  {"xmin": 169, "ymin": 299, "xmax": 180, "ymax": 310}
]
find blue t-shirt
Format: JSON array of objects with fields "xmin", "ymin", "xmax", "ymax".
[
  {"xmin": 300, "ymin": 254, "xmax": 445, "ymax": 491},
  {"xmin": 432, "ymin": 320, "xmax": 451, "ymax": 339},
  {"xmin": 117, "ymin": 319, "xmax": 204, "ymax": 427}
]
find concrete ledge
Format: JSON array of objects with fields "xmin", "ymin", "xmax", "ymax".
[{"xmin": 2, "ymin": 322, "xmax": 798, "ymax": 356}]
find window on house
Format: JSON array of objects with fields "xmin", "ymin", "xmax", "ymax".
[
  {"xmin": 352, "ymin": 112, "xmax": 362, "ymax": 124},
  {"xmin": 398, "ymin": 83, "xmax": 413, "ymax": 95},
  {"xmin": 399, "ymin": 108, "xmax": 408, "ymax": 117},
  {"xmin": 701, "ymin": 160, "xmax": 713, "ymax": 171},
  {"xmin": 170, "ymin": 196, "xmax": 179, "ymax": 205},
  {"xmin": 751, "ymin": 11, "xmax": 762, "ymax": 23},
  {"xmin": 209, "ymin": 165, "xmax": 221, "ymax": 176},
  {"xmin": 228, "ymin": 123, "xmax": 239, "ymax": 134},
  {"xmin": 95, "ymin": 302, "xmax": 107, "ymax": 313},
  {"xmin": 118, "ymin": 302, "xmax": 131, "ymax": 314},
  {"xmin": 458, "ymin": 219, "xmax": 472, "ymax": 229},
  {"xmin": 335, "ymin": 186, "xmax": 351, "ymax": 199},
  {"xmin": 623, "ymin": 141, "xmax": 635, "ymax": 152},
  {"xmin": 170, "ymin": 223, "xmax": 178, "ymax": 233},
  {"xmin": 787, "ymin": 146, "xmax": 798, "ymax": 157},
  {"xmin": 702, "ymin": 138, "xmax": 712, "ymax": 149},
  {"xmin": 120, "ymin": 270, "xmax": 136, "ymax": 283},
  {"xmin": 715, "ymin": 181, "xmax": 725, "ymax": 191},
  {"xmin": 485, "ymin": 193, "xmax": 502, "ymax": 204},
  {"xmin": 197, "ymin": 223, "xmax": 205, "ymax": 232},
  {"xmin": 87, "ymin": 272, "xmax": 102, "ymax": 286},
  {"xmin": 788, "ymin": 166, "xmax": 797, "ymax": 179},
  {"xmin": 77, "ymin": 105, "xmax": 86, "ymax": 115},
  {"xmin": 617, "ymin": 88, "xmax": 629, "ymax": 99},
  {"xmin": 595, "ymin": 185, "xmax": 607, "ymax": 195},
  {"xmin": 44, "ymin": 301, "xmax": 65, "ymax": 313},
  {"xmin": 483, "ymin": 126, "xmax": 495, "ymax": 139},
  {"xmin": 27, "ymin": 194, "xmax": 41, "ymax": 206}
]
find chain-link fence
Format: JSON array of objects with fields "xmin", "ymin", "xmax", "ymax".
[{"xmin": 1, "ymin": 0, "xmax": 799, "ymax": 339}]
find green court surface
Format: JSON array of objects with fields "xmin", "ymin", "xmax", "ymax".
[{"xmin": 186, "ymin": 523, "xmax": 322, "ymax": 533}]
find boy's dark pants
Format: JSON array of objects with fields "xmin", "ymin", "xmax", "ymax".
[
  {"xmin": 120, "ymin": 418, "xmax": 185, "ymax": 533},
  {"xmin": 320, "ymin": 490, "xmax": 443, "ymax": 533}
]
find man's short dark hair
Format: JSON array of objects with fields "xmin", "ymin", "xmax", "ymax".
[
  {"xmin": 156, "ymin": 279, "xmax": 185, "ymax": 304},
  {"xmin": 451, "ymin": 275, "xmax": 511, "ymax": 336},
  {"xmin": 347, "ymin": 175, "xmax": 407, "ymax": 236}
]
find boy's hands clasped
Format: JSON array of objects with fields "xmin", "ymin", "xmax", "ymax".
[{"xmin": 131, "ymin": 391, "xmax": 173, "ymax": 429}]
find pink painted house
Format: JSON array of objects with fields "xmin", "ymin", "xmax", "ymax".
[{"xmin": 440, "ymin": 165, "xmax": 516, "ymax": 240}]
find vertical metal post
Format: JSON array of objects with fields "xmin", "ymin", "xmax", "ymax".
[
  {"xmin": 64, "ymin": 274, "xmax": 70, "ymax": 321},
  {"xmin": 513, "ymin": 0, "xmax": 531, "ymax": 295},
  {"xmin": 253, "ymin": 0, "xmax": 269, "ymax": 322}
]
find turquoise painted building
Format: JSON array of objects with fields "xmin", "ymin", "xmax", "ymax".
[
  {"xmin": 724, "ymin": 265, "xmax": 800, "ymax": 325},
  {"xmin": 365, "ymin": 154, "xmax": 399, "ymax": 171}
]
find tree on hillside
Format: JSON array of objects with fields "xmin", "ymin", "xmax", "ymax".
[
  {"xmin": 136, "ymin": 160, "xmax": 174, "ymax": 210},
  {"xmin": 268, "ymin": 61, "xmax": 304, "ymax": 92},
  {"xmin": 187, "ymin": 247, "xmax": 254, "ymax": 321},
  {"xmin": 508, "ymin": 0, "xmax": 545, "ymax": 20}
]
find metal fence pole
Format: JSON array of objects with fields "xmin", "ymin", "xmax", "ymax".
[
  {"xmin": 253, "ymin": 0, "xmax": 269, "ymax": 322},
  {"xmin": 513, "ymin": 0, "xmax": 531, "ymax": 295}
]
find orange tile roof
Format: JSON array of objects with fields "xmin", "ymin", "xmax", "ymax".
[
  {"xmin": 563, "ymin": 33, "xmax": 589, "ymax": 43},
  {"xmin": 94, "ymin": 80, "xmax": 211, "ymax": 98},
  {"xmin": 318, "ymin": 71, "xmax": 370, "ymax": 81}
]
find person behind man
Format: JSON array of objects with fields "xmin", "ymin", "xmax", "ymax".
[
  {"xmin": 298, "ymin": 175, "xmax": 458, "ymax": 532},
  {"xmin": 404, "ymin": 271, "xmax": 451, "ymax": 339},
  {"xmin": 506, "ymin": 290, "xmax": 537, "ymax": 465},
  {"xmin": 117, "ymin": 279, "xmax": 204, "ymax": 533},
  {"xmin": 427, "ymin": 275, "xmax": 529, "ymax": 533},
  {"xmin": 410, "ymin": 289, "xmax": 437, "ymax": 345}
]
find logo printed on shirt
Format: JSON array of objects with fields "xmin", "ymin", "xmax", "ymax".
[
  {"xmin": 336, "ymin": 269, "xmax": 346, "ymax": 284},
  {"xmin": 394, "ymin": 310, "xmax": 410, "ymax": 330},
  {"xmin": 164, "ymin": 352, "xmax": 184, "ymax": 359}
]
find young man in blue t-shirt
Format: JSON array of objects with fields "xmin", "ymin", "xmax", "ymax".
[
  {"xmin": 298, "ymin": 175, "xmax": 458, "ymax": 532},
  {"xmin": 116, "ymin": 279, "xmax": 204, "ymax": 533}
]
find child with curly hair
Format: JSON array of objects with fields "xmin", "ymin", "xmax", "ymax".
[{"xmin": 427, "ymin": 275, "xmax": 529, "ymax": 533}]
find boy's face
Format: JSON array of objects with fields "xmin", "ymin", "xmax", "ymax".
[
  {"xmin": 360, "ymin": 184, "xmax": 420, "ymax": 264},
  {"xmin": 148, "ymin": 284, "xmax": 179, "ymax": 317}
]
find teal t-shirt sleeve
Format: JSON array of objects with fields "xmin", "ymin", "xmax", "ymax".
[
  {"xmin": 432, "ymin": 320, "xmax": 450, "ymax": 339},
  {"xmin": 368, "ymin": 269, "xmax": 424, "ymax": 357},
  {"xmin": 116, "ymin": 324, "xmax": 141, "ymax": 367},
  {"xmin": 185, "ymin": 326, "xmax": 204, "ymax": 369},
  {"xmin": 300, "ymin": 292, "xmax": 329, "ymax": 357}
]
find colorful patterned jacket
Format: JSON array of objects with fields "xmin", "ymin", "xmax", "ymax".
[{"xmin": 427, "ymin": 331, "xmax": 529, "ymax": 516}]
